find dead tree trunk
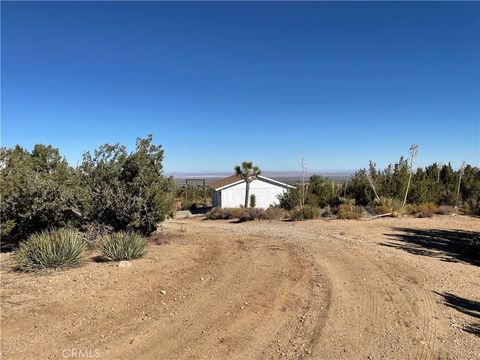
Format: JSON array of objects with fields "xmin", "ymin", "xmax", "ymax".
[{"xmin": 401, "ymin": 144, "xmax": 418, "ymax": 209}]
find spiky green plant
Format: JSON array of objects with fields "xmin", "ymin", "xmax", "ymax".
[
  {"xmin": 15, "ymin": 228, "xmax": 87, "ymax": 271},
  {"xmin": 98, "ymin": 231, "xmax": 147, "ymax": 261}
]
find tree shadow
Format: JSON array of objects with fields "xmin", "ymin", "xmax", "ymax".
[
  {"xmin": 1, "ymin": 243, "xmax": 17, "ymax": 252},
  {"xmin": 435, "ymin": 292, "xmax": 480, "ymax": 337},
  {"xmin": 190, "ymin": 206, "xmax": 212, "ymax": 215},
  {"xmin": 381, "ymin": 228, "xmax": 480, "ymax": 266}
]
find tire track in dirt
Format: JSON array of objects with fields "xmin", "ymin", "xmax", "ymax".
[
  {"xmin": 3, "ymin": 217, "xmax": 477, "ymax": 359},
  {"xmin": 103, "ymin": 227, "xmax": 328, "ymax": 360},
  {"xmin": 190, "ymin": 219, "xmax": 447, "ymax": 360},
  {"xmin": 0, "ymin": 221, "xmax": 328, "ymax": 360}
]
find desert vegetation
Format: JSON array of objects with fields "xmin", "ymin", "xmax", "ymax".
[
  {"xmin": 1, "ymin": 135, "xmax": 173, "ymax": 270},
  {"xmin": 278, "ymin": 150, "xmax": 480, "ymax": 221},
  {"xmin": 98, "ymin": 231, "xmax": 147, "ymax": 261},
  {"xmin": 207, "ymin": 157, "xmax": 479, "ymax": 224},
  {"xmin": 3, "ymin": 139, "xmax": 479, "ymax": 271},
  {"xmin": 15, "ymin": 228, "xmax": 87, "ymax": 271},
  {"xmin": 176, "ymin": 182, "xmax": 212, "ymax": 210},
  {"xmin": 206, "ymin": 206, "xmax": 289, "ymax": 222}
]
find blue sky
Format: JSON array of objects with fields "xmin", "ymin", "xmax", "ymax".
[{"xmin": 2, "ymin": 2, "xmax": 479, "ymax": 173}]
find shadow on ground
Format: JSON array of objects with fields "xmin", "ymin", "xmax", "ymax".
[
  {"xmin": 381, "ymin": 228, "xmax": 480, "ymax": 266},
  {"xmin": 435, "ymin": 292, "xmax": 480, "ymax": 337}
]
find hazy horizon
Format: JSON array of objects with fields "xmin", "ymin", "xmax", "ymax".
[{"xmin": 2, "ymin": 2, "xmax": 479, "ymax": 171}]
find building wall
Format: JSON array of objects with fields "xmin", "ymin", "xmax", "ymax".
[
  {"xmin": 218, "ymin": 179, "xmax": 289, "ymax": 209},
  {"xmin": 212, "ymin": 190, "xmax": 221, "ymax": 207}
]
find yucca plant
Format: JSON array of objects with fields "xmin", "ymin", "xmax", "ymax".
[
  {"xmin": 98, "ymin": 231, "xmax": 147, "ymax": 261},
  {"xmin": 15, "ymin": 228, "xmax": 87, "ymax": 271}
]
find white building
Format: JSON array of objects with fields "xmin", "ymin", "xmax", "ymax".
[{"xmin": 209, "ymin": 174, "xmax": 294, "ymax": 209}]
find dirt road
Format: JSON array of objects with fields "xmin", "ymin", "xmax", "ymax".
[{"xmin": 1, "ymin": 216, "xmax": 479, "ymax": 359}]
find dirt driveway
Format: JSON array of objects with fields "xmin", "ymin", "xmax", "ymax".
[{"xmin": 1, "ymin": 216, "xmax": 479, "ymax": 359}]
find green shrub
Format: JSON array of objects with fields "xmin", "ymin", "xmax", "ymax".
[
  {"xmin": 303, "ymin": 205, "xmax": 321, "ymax": 219},
  {"xmin": 278, "ymin": 186, "xmax": 301, "ymax": 210},
  {"xmin": 290, "ymin": 205, "xmax": 320, "ymax": 221},
  {"xmin": 98, "ymin": 231, "xmax": 147, "ymax": 261},
  {"xmin": 249, "ymin": 194, "xmax": 256, "ymax": 208},
  {"xmin": 336, "ymin": 204, "xmax": 363, "ymax": 219},
  {"xmin": 1, "ymin": 145, "xmax": 85, "ymax": 248},
  {"xmin": 79, "ymin": 135, "xmax": 175, "ymax": 236},
  {"xmin": 15, "ymin": 228, "xmax": 87, "ymax": 271},
  {"xmin": 261, "ymin": 207, "xmax": 289, "ymax": 220}
]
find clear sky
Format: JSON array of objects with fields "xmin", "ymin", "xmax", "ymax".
[{"xmin": 2, "ymin": 1, "xmax": 479, "ymax": 173}]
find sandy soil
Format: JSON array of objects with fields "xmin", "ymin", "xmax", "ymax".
[{"xmin": 1, "ymin": 215, "xmax": 479, "ymax": 359}]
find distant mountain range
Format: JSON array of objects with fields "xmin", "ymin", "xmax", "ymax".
[{"xmin": 168, "ymin": 170, "xmax": 354, "ymax": 185}]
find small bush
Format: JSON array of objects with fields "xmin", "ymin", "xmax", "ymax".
[
  {"xmin": 261, "ymin": 207, "xmax": 289, "ymax": 220},
  {"xmin": 289, "ymin": 207, "xmax": 304, "ymax": 221},
  {"xmin": 403, "ymin": 204, "xmax": 417, "ymax": 215},
  {"xmin": 436, "ymin": 205, "xmax": 456, "ymax": 215},
  {"xmin": 303, "ymin": 205, "xmax": 321, "ymax": 219},
  {"xmin": 81, "ymin": 221, "xmax": 114, "ymax": 249},
  {"xmin": 231, "ymin": 208, "xmax": 250, "ymax": 218},
  {"xmin": 15, "ymin": 228, "xmax": 87, "ymax": 271},
  {"xmin": 206, "ymin": 207, "xmax": 257, "ymax": 220},
  {"xmin": 99, "ymin": 231, "xmax": 147, "ymax": 261},
  {"xmin": 290, "ymin": 205, "xmax": 320, "ymax": 221},
  {"xmin": 206, "ymin": 208, "xmax": 231, "ymax": 220},
  {"xmin": 336, "ymin": 204, "xmax": 362, "ymax": 219},
  {"xmin": 238, "ymin": 208, "xmax": 265, "ymax": 222},
  {"xmin": 374, "ymin": 197, "xmax": 403, "ymax": 216},
  {"xmin": 206, "ymin": 207, "xmax": 289, "ymax": 221},
  {"xmin": 414, "ymin": 203, "xmax": 438, "ymax": 218},
  {"xmin": 249, "ymin": 194, "xmax": 256, "ymax": 208},
  {"xmin": 320, "ymin": 205, "xmax": 333, "ymax": 218},
  {"xmin": 462, "ymin": 199, "xmax": 480, "ymax": 216}
]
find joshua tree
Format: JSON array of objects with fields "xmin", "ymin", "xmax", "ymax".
[{"xmin": 235, "ymin": 161, "xmax": 261, "ymax": 208}]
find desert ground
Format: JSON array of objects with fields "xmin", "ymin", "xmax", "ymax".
[{"xmin": 1, "ymin": 216, "xmax": 479, "ymax": 360}]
